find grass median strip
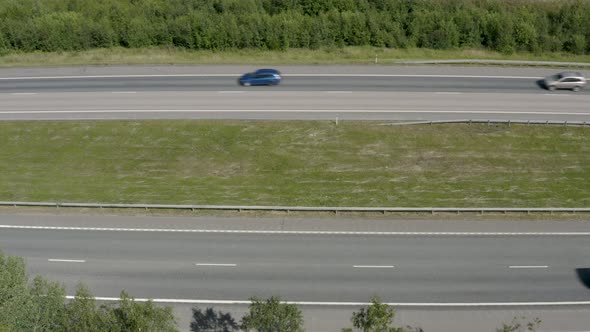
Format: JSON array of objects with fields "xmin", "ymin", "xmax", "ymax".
[
  {"xmin": 0, "ymin": 120, "xmax": 588, "ymax": 207},
  {"xmin": 1, "ymin": 46, "xmax": 589, "ymax": 67}
]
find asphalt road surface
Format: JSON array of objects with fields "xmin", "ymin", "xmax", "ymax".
[
  {"xmin": 0, "ymin": 65, "xmax": 589, "ymax": 121},
  {"xmin": 2, "ymin": 214, "xmax": 590, "ymax": 331},
  {"xmin": 2, "ymin": 224, "xmax": 589, "ymax": 304}
]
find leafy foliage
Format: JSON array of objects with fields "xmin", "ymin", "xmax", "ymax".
[
  {"xmin": 348, "ymin": 297, "xmax": 401, "ymax": 332},
  {"xmin": 241, "ymin": 296, "xmax": 304, "ymax": 332},
  {"xmin": 0, "ymin": 0, "xmax": 588, "ymax": 54},
  {"xmin": 0, "ymin": 250, "xmax": 178, "ymax": 332}
]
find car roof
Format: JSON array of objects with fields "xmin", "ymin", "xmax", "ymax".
[
  {"xmin": 558, "ymin": 71, "xmax": 584, "ymax": 78},
  {"xmin": 255, "ymin": 68, "xmax": 281, "ymax": 75}
]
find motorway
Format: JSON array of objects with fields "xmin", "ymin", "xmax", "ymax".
[
  {"xmin": 1, "ymin": 215, "xmax": 589, "ymax": 304},
  {"xmin": 1, "ymin": 214, "xmax": 590, "ymax": 331},
  {"xmin": 1, "ymin": 65, "xmax": 590, "ymax": 330},
  {"xmin": 0, "ymin": 65, "xmax": 589, "ymax": 121}
]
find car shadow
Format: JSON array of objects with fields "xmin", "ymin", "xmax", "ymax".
[
  {"xmin": 190, "ymin": 307, "xmax": 240, "ymax": 332},
  {"xmin": 576, "ymin": 268, "xmax": 590, "ymax": 289},
  {"xmin": 535, "ymin": 79, "xmax": 547, "ymax": 90}
]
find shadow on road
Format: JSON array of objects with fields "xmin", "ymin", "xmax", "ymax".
[
  {"xmin": 576, "ymin": 268, "xmax": 590, "ymax": 288},
  {"xmin": 535, "ymin": 79, "xmax": 547, "ymax": 90},
  {"xmin": 190, "ymin": 307, "xmax": 240, "ymax": 332}
]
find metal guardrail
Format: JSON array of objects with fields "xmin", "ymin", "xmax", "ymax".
[
  {"xmin": 392, "ymin": 59, "xmax": 590, "ymax": 67},
  {"xmin": 0, "ymin": 201, "xmax": 588, "ymax": 214},
  {"xmin": 382, "ymin": 119, "xmax": 590, "ymax": 127}
]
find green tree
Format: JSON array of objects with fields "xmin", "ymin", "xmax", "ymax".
[
  {"xmin": 0, "ymin": 250, "xmax": 177, "ymax": 332},
  {"xmin": 241, "ymin": 296, "xmax": 304, "ymax": 332},
  {"xmin": 29, "ymin": 276, "xmax": 68, "ymax": 331},
  {"xmin": 112, "ymin": 290, "xmax": 178, "ymax": 332},
  {"xmin": 348, "ymin": 296, "xmax": 401, "ymax": 332},
  {"xmin": 0, "ymin": 251, "xmax": 34, "ymax": 331},
  {"xmin": 66, "ymin": 284, "xmax": 107, "ymax": 332}
]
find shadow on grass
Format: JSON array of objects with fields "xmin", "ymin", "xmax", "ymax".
[{"xmin": 190, "ymin": 307, "xmax": 240, "ymax": 332}]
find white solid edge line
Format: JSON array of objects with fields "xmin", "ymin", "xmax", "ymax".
[
  {"xmin": 2, "ymin": 225, "xmax": 590, "ymax": 236},
  {"xmin": 509, "ymin": 265, "xmax": 549, "ymax": 269},
  {"xmin": 111, "ymin": 91, "xmax": 137, "ymax": 94},
  {"xmin": 353, "ymin": 265, "xmax": 394, "ymax": 268},
  {"xmin": 0, "ymin": 109, "xmax": 589, "ymax": 116},
  {"xmin": 195, "ymin": 263, "xmax": 237, "ymax": 267},
  {"xmin": 0, "ymin": 74, "xmax": 543, "ymax": 80},
  {"xmin": 48, "ymin": 259, "xmax": 86, "ymax": 263},
  {"xmin": 63, "ymin": 295, "xmax": 590, "ymax": 306},
  {"xmin": 10, "ymin": 92, "xmax": 37, "ymax": 95},
  {"xmin": 326, "ymin": 91, "xmax": 353, "ymax": 93},
  {"xmin": 434, "ymin": 92, "xmax": 462, "ymax": 94}
]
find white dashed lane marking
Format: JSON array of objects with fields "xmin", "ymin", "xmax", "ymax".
[
  {"xmin": 48, "ymin": 259, "xmax": 85, "ymax": 263},
  {"xmin": 195, "ymin": 263, "xmax": 237, "ymax": 267}
]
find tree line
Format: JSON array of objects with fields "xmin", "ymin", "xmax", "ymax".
[{"xmin": 0, "ymin": 0, "xmax": 588, "ymax": 54}]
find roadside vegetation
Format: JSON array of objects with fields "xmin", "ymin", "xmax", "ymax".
[
  {"xmin": 0, "ymin": 250, "xmax": 177, "ymax": 332},
  {"xmin": 0, "ymin": 0, "xmax": 589, "ymax": 63},
  {"xmin": 1, "ymin": 121, "xmax": 588, "ymax": 208},
  {"xmin": 2, "ymin": 46, "xmax": 590, "ymax": 67}
]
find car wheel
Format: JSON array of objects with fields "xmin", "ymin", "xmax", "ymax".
[
  {"xmin": 548, "ymin": 85, "xmax": 556, "ymax": 91},
  {"xmin": 572, "ymin": 86, "xmax": 580, "ymax": 92}
]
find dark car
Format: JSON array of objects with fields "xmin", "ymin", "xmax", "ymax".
[{"xmin": 238, "ymin": 69, "xmax": 282, "ymax": 86}]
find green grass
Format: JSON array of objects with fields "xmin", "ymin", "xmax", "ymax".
[
  {"xmin": 0, "ymin": 121, "xmax": 588, "ymax": 207},
  {"xmin": 0, "ymin": 46, "xmax": 589, "ymax": 67}
]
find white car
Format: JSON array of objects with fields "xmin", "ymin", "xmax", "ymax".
[{"xmin": 543, "ymin": 71, "xmax": 587, "ymax": 92}]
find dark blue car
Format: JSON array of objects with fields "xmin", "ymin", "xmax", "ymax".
[{"xmin": 238, "ymin": 69, "xmax": 282, "ymax": 86}]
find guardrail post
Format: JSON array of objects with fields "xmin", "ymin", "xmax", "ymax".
[
  {"xmin": 508, "ymin": 120, "xmax": 511, "ymax": 127},
  {"xmin": 564, "ymin": 121, "xmax": 567, "ymax": 127}
]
